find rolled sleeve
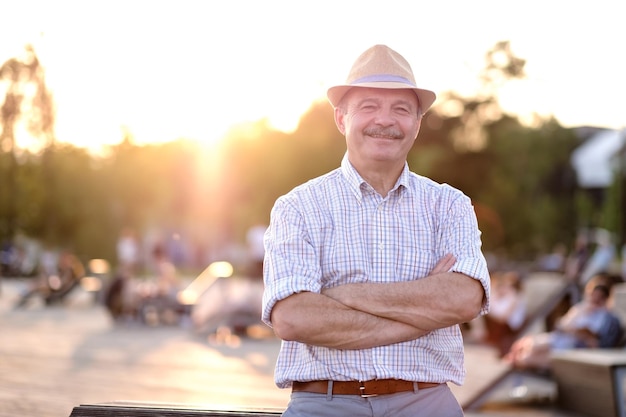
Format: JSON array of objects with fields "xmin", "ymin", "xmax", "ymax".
[
  {"xmin": 452, "ymin": 258, "xmax": 491, "ymax": 315},
  {"xmin": 442, "ymin": 193, "xmax": 491, "ymax": 315},
  {"xmin": 262, "ymin": 197, "xmax": 323, "ymax": 327}
]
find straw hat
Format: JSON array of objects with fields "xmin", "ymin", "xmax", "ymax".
[{"xmin": 327, "ymin": 44, "xmax": 436, "ymax": 112}]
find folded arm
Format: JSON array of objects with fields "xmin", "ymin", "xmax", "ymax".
[
  {"xmin": 322, "ymin": 254, "xmax": 485, "ymax": 330},
  {"xmin": 270, "ymin": 291, "xmax": 429, "ymax": 349},
  {"xmin": 269, "ymin": 254, "xmax": 469, "ymax": 349}
]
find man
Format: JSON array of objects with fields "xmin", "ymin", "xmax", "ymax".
[{"xmin": 262, "ymin": 45, "xmax": 490, "ymax": 416}]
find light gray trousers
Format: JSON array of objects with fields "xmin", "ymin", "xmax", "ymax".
[{"xmin": 282, "ymin": 384, "xmax": 464, "ymax": 417}]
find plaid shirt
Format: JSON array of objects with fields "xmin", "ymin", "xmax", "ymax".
[{"xmin": 262, "ymin": 155, "xmax": 490, "ymax": 388}]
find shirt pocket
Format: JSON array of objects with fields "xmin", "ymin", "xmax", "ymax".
[
  {"xmin": 319, "ymin": 222, "xmax": 369, "ymax": 287},
  {"xmin": 396, "ymin": 247, "xmax": 436, "ymax": 282}
]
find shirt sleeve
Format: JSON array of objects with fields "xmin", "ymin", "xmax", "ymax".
[
  {"xmin": 261, "ymin": 196, "xmax": 323, "ymax": 327},
  {"xmin": 441, "ymin": 191, "xmax": 491, "ymax": 315}
]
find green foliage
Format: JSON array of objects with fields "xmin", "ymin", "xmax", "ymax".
[
  {"xmin": 2, "ymin": 41, "xmax": 622, "ymax": 269},
  {"xmin": 410, "ymin": 102, "xmax": 583, "ymax": 260},
  {"xmin": 0, "ymin": 100, "xmax": 606, "ymax": 266}
]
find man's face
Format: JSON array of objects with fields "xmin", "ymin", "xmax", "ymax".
[{"xmin": 335, "ymin": 87, "xmax": 421, "ymax": 168}]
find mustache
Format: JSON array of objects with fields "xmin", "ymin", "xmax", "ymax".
[{"xmin": 363, "ymin": 127, "xmax": 404, "ymax": 139}]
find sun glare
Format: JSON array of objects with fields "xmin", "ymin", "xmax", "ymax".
[{"xmin": 2, "ymin": 0, "xmax": 625, "ymax": 156}]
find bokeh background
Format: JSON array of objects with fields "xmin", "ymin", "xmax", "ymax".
[{"xmin": 1, "ymin": 0, "xmax": 625, "ymax": 278}]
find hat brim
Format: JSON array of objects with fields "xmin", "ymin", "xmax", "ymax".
[{"xmin": 327, "ymin": 83, "xmax": 436, "ymax": 113}]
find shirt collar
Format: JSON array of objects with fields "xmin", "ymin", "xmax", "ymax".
[{"xmin": 340, "ymin": 153, "xmax": 411, "ymax": 200}]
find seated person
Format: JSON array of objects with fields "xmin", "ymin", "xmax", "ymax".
[
  {"xmin": 504, "ymin": 276, "xmax": 621, "ymax": 371},
  {"xmin": 483, "ymin": 270, "xmax": 527, "ymax": 356},
  {"xmin": 15, "ymin": 250, "xmax": 85, "ymax": 308}
]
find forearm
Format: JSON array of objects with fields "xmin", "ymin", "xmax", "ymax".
[
  {"xmin": 323, "ymin": 272, "xmax": 484, "ymax": 330},
  {"xmin": 270, "ymin": 291, "xmax": 429, "ymax": 349}
]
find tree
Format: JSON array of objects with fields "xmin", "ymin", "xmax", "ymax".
[
  {"xmin": 412, "ymin": 41, "xmax": 581, "ymax": 260},
  {"xmin": 0, "ymin": 45, "xmax": 55, "ymax": 242}
]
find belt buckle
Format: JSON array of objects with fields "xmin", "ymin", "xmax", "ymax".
[{"xmin": 359, "ymin": 380, "xmax": 378, "ymax": 398}]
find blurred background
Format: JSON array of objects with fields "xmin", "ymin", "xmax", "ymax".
[
  {"xmin": 1, "ymin": 0, "xmax": 624, "ymax": 280},
  {"xmin": 2, "ymin": 1, "xmax": 626, "ymax": 416}
]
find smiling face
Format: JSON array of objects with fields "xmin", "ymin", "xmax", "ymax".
[{"xmin": 335, "ymin": 87, "xmax": 422, "ymax": 172}]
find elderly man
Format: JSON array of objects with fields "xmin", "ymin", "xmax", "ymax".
[{"xmin": 262, "ymin": 44, "xmax": 490, "ymax": 417}]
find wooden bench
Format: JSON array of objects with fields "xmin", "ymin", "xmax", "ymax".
[
  {"xmin": 69, "ymin": 401, "xmax": 283, "ymax": 417},
  {"xmin": 551, "ymin": 349, "xmax": 626, "ymax": 417}
]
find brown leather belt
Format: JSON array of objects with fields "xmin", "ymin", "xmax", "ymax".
[{"xmin": 292, "ymin": 379, "xmax": 441, "ymax": 397}]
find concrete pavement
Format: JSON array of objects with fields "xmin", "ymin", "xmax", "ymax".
[
  {"xmin": 1, "ymin": 279, "xmax": 288, "ymax": 417},
  {"xmin": 0, "ymin": 278, "xmax": 584, "ymax": 417}
]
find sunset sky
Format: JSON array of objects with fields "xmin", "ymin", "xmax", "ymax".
[{"xmin": 2, "ymin": 0, "xmax": 624, "ymax": 153}]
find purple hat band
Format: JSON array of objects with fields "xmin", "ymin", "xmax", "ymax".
[{"xmin": 350, "ymin": 74, "xmax": 416, "ymax": 87}]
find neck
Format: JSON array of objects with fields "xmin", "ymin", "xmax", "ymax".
[{"xmin": 353, "ymin": 159, "xmax": 404, "ymax": 196}]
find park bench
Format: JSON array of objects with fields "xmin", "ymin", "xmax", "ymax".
[
  {"xmin": 461, "ymin": 272, "xmax": 575, "ymax": 410},
  {"xmin": 463, "ymin": 274, "xmax": 626, "ymax": 414},
  {"xmin": 69, "ymin": 402, "xmax": 282, "ymax": 417},
  {"xmin": 549, "ymin": 283, "xmax": 626, "ymax": 417},
  {"xmin": 551, "ymin": 349, "xmax": 626, "ymax": 417}
]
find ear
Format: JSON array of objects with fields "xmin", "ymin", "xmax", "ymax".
[
  {"xmin": 334, "ymin": 107, "xmax": 346, "ymax": 135},
  {"xmin": 413, "ymin": 115, "xmax": 423, "ymax": 140}
]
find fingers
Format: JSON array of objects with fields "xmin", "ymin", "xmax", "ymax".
[{"xmin": 431, "ymin": 253, "xmax": 456, "ymax": 275}]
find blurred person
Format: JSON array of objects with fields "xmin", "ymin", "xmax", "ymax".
[
  {"xmin": 578, "ymin": 228, "xmax": 616, "ymax": 287},
  {"xmin": 103, "ymin": 265, "xmax": 135, "ymax": 321},
  {"xmin": 0, "ymin": 239, "xmax": 15, "ymax": 276},
  {"xmin": 39, "ymin": 244, "xmax": 58, "ymax": 278},
  {"xmin": 116, "ymin": 227, "xmax": 141, "ymax": 276},
  {"xmin": 262, "ymin": 44, "xmax": 490, "ymax": 416},
  {"xmin": 14, "ymin": 249, "xmax": 85, "ymax": 308},
  {"xmin": 504, "ymin": 273, "xmax": 622, "ymax": 371},
  {"xmin": 593, "ymin": 271, "xmax": 626, "ymax": 312},
  {"xmin": 537, "ymin": 243, "xmax": 567, "ymax": 272},
  {"xmin": 152, "ymin": 244, "xmax": 179, "ymax": 301},
  {"xmin": 138, "ymin": 243, "xmax": 181, "ymax": 325},
  {"xmin": 246, "ymin": 223, "xmax": 267, "ymax": 279},
  {"xmin": 483, "ymin": 271, "xmax": 527, "ymax": 356},
  {"xmin": 548, "ymin": 231, "xmax": 592, "ymax": 326},
  {"xmin": 564, "ymin": 230, "xmax": 590, "ymax": 282}
]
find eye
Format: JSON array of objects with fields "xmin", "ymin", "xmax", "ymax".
[
  {"xmin": 394, "ymin": 106, "xmax": 411, "ymax": 114},
  {"xmin": 355, "ymin": 99, "xmax": 379, "ymax": 111}
]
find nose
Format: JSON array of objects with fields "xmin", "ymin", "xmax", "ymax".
[{"xmin": 373, "ymin": 106, "xmax": 396, "ymax": 126}]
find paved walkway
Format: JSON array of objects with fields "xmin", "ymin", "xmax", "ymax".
[{"xmin": 0, "ymin": 278, "xmax": 584, "ymax": 417}]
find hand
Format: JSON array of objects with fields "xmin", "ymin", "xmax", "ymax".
[{"xmin": 430, "ymin": 253, "xmax": 456, "ymax": 275}]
